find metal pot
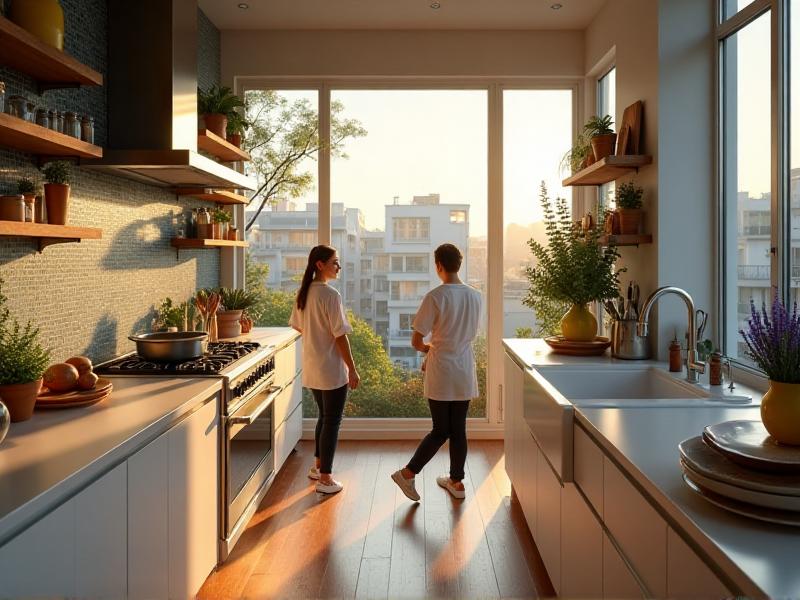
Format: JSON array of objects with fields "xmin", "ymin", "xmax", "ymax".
[{"xmin": 128, "ymin": 331, "xmax": 208, "ymax": 362}]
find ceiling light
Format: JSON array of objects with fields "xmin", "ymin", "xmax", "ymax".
[
  {"xmin": 237, "ymin": 3, "xmax": 249, "ymax": 8},
  {"xmin": 551, "ymin": 3, "xmax": 563, "ymax": 9},
  {"xmin": 430, "ymin": 2, "xmax": 441, "ymax": 9}
]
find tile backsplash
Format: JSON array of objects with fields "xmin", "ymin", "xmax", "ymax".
[{"xmin": 0, "ymin": 2, "xmax": 223, "ymax": 363}]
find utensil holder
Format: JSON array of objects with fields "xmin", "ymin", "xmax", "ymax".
[{"xmin": 611, "ymin": 320, "xmax": 650, "ymax": 360}]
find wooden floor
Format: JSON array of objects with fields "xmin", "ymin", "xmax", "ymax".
[{"xmin": 199, "ymin": 440, "xmax": 554, "ymax": 599}]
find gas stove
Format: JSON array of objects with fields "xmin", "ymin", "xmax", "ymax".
[{"xmin": 95, "ymin": 341, "xmax": 262, "ymax": 375}]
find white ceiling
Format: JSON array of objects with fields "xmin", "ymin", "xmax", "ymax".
[{"xmin": 198, "ymin": 0, "xmax": 608, "ymax": 31}]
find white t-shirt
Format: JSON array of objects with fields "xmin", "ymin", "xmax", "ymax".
[
  {"xmin": 289, "ymin": 281, "xmax": 353, "ymax": 391},
  {"xmin": 412, "ymin": 283, "xmax": 483, "ymax": 401}
]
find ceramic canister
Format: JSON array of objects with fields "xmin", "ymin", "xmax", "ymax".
[{"xmin": 0, "ymin": 195, "xmax": 25, "ymax": 222}]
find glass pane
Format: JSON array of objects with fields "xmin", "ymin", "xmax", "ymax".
[
  {"xmin": 721, "ymin": 12, "xmax": 771, "ymax": 364},
  {"xmin": 503, "ymin": 90, "xmax": 573, "ymax": 338},
  {"xmin": 597, "ymin": 68, "xmax": 617, "ymax": 228},
  {"xmin": 330, "ymin": 90, "xmax": 488, "ymax": 418},
  {"xmin": 242, "ymin": 90, "xmax": 320, "ymax": 415},
  {"xmin": 722, "ymin": 0, "xmax": 758, "ymax": 22},
  {"xmin": 791, "ymin": 0, "xmax": 800, "ymax": 310}
]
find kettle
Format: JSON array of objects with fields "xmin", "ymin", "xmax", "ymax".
[{"xmin": 0, "ymin": 400, "xmax": 10, "ymax": 445}]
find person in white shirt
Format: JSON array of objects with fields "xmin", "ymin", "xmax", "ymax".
[
  {"xmin": 391, "ymin": 243, "xmax": 482, "ymax": 501},
  {"xmin": 289, "ymin": 245, "xmax": 360, "ymax": 494}
]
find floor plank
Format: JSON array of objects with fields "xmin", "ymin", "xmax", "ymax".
[{"xmin": 199, "ymin": 440, "xmax": 548, "ymax": 600}]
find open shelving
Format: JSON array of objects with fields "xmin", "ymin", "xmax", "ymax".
[
  {"xmin": 0, "ymin": 16, "xmax": 103, "ymax": 90},
  {"xmin": 0, "ymin": 221, "xmax": 102, "ymax": 252},
  {"xmin": 197, "ymin": 129, "xmax": 251, "ymax": 163},
  {"xmin": 174, "ymin": 188, "xmax": 250, "ymax": 206},
  {"xmin": 170, "ymin": 237, "xmax": 248, "ymax": 258},
  {"xmin": 562, "ymin": 155, "xmax": 653, "ymax": 187},
  {"xmin": 0, "ymin": 113, "xmax": 103, "ymax": 158},
  {"xmin": 598, "ymin": 234, "xmax": 653, "ymax": 247}
]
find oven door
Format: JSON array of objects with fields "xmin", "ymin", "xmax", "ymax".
[{"xmin": 223, "ymin": 380, "xmax": 282, "ymax": 551}]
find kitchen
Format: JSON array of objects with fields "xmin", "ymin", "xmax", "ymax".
[{"xmin": 1, "ymin": 0, "xmax": 799, "ymax": 598}]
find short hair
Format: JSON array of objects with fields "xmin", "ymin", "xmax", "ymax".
[{"xmin": 434, "ymin": 243, "xmax": 463, "ymax": 273}]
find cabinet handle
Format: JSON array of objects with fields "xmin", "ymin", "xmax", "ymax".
[{"xmin": 228, "ymin": 386, "xmax": 282, "ymax": 425}]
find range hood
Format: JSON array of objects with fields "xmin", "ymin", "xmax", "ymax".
[{"xmin": 85, "ymin": 0, "xmax": 255, "ymax": 191}]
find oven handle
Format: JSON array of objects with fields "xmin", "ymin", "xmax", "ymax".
[{"xmin": 228, "ymin": 385, "xmax": 282, "ymax": 426}]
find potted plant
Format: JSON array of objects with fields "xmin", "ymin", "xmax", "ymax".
[
  {"xmin": 217, "ymin": 288, "xmax": 257, "ymax": 339},
  {"xmin": 226, "ymin": 110, "xmax": 250, "ymax": 148},
  {"xmin": 41, "ymin": 161, "xmax": 71, "ymax": 225},
  {"xmin": 615, "ymin": 181, "xmax": 644, "ymax": 234},
  {"xmin": 524, "ymin": 183, "xmax": 624, "ymax": 341},
  {"xmin": 0, "ymin": 279, "xmax": 51, "ymax": 422},
  {"xmin": 740, "ymin": 297, "xmax": 800, "ymax": 445},
  {"xmin": 198, "ymin": 85, "xmax": 245, "ymax": 139},
  {"xmin": 585, "ymin": 114, "xmax": 617, "ymax": 161},
  {"xmin": 560, "ymin": 132, "xmax": 593, "ymax": 175},
  {"xmin": 211, "ymin": 207, "xmax": 232, "ymax": 240}
]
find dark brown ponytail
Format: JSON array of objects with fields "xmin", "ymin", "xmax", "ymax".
[{"xmin": 296, "ymin": 245, "xmax": 337, "ymax": 310}]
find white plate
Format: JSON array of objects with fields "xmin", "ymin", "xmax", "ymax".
[
  {"xmin": 680, "ymin": 459, "xmax": 800, "ymax": 511},
  {"xmin": 678, "ymin": 436, "xmax": 800, "ymax": 497},
  {"xmin": 682, "ymin": 474, "xmax": 800, "ymax": 527},
  {"xmin": 704, "ymin": 420, "xmax": 800, "ymax": 474}
]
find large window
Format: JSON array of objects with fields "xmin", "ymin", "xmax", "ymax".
[
  {"xmin": 393, "ymin": 217, "xmax": 431, "ymax": 242},
  {"xmin": 790, "ymin": 0, "xmax": 800, "ymax": 306},
  {"xmin": 597, "ymin": 68, "xmax": 617, "ymax": 214}
]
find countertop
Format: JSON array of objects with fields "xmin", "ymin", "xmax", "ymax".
[{"xmin": 503, "ymin": 339, "xmax": 798, "ymax": 598}]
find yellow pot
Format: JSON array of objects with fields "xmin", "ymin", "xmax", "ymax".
[
  {"xmin": 560, "ymin": 304, "xmax": 597, "ymax": 342},
  {"xmin": 10, "ymin": 0, "xmax": 65, "ymax": 51},
  {"xmin": 761, "ymin": 381, "xmax": 800, "ymax": 445}
]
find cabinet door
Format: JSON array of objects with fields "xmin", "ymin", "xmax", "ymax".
[
  {"xmin": 603, "ymin": 533, "xmax": 644, "ymax": 599},
  {"xmin": 667, "ymin": 528, "xmax": 731, "ymax": 598},
  {"xmin": 275, "ymin": 403, "xmax": 303, "ymax": 471},
  {"xmin": 128, "ymin": 431, "xmax": 169, "ymax": 599},
  {"xmin": 520, "ymin": 427, "xmax": 538, "ymax": 539},
  {"xmin": 0, "ymin": 497, "xmax": 76, "ymax": 596},
  {"xmin": 561, "ymin": 483, "xmax": 602, "ymax": 598},
  {"xmin": 75, "ymin": 462, "xmax": 128, "ymax": 598},
  {"xmin": 503, "ymin": 352, "xmax": 523, "ymax": 484},
  {"xmin": 274, "ymin": 373, "xmax": 301, "ymax": 426},
  {"xmin": 574, "ymin": 423, "xmax": 604, "ymax": 517},
  {"xmin": 536, "ymin": 449, "xmax": 562, "ymax": 594},
  {"xmin": 168, "ymin": 396, "xmax": 219, "ymax": 598}
]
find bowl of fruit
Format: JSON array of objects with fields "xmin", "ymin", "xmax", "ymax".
[{"xmin": 38, "ymin": 356, "xmax": 113, "ymax": 409}]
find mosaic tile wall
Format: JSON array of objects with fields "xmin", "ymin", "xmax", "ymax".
[{"xmin": 0, "ymin": 3, "xmax": 223, "ymax": 363}]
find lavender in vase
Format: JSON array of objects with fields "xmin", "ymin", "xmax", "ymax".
[{"xmin": 739, "ymin": 296, "xmax": 800, "ymax": 384}]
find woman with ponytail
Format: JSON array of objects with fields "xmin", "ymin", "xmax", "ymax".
[{"xmin": 289, "ymin": 245, "xmax": 360, "ymax": 494}]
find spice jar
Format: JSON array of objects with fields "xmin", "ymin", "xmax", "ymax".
[
  {"xmin": 80, "ymin": 115, "xmax": 95, "ymax": 144},
  {"xmin": 8, "ymin": 95, "xmax": 28, "ymax": 119},
  {"xmin": 668, "ymin": 337, "xmax": 682, "ymax": 372},
  {"xmin": 63, "ymin": 111, "xmax": 80, "ymax": 138},
  {"xmin": 0, "ymin": 82, "xmax": 5, "ymax": 114},
  {"xmin": 709, "ymin": 352, "xmax": 723, "ymax": 386},
  {"xmin": 0, "ymin": 195, "xmax": 25, "ymax": 222},
  {"xmin": 23, "ymin": 196, "xmax": 35, "ymax": 222},
  {"xmin": 35, "ymin": 108, "xmax": 49, "ymax": 128}
]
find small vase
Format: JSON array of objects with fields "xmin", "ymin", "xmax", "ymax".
[
  {"xmin": 10, "ymin": 0, "xmax": 65, "ymax": 50},
  {"xmin": 617, "ymin": 208, "xmax": 642, "ymax": 235},
  {"xmin": 0, "ymin": 378, "xmax": 43, "ymax": 422},
  {"xmin": 217, "ymin": 310, "xmax": 242, "ymax": 339},
  {"xmin": 761, "ymin": 381, "xmax": 800, "ymax": 445},
  {"xmin": 44, "ymin": 183, "xmax": 70, "ymax": 225},
  {"xmin": 240, "ymin": 314, "xmax": 253, "ymax": 334},
  {"xmin": 591, "ymin": 133, "xmax": 618, "ymax": 161},
  {"xmin": 203, "ymin": 113, "xmax": 227, "ymax": 139},
  {"xmin": 560, "ymin": 304, "xmax": 597, "ymax": 342},
  {"xmin": 0, "ymin": 195, "xmax": 25, "ymax": 222}
]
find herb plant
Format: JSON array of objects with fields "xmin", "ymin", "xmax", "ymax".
[
  {"xmin": 226, "ymin": 110, "xmax": 251, "ymax": 136},
  {"xmin": 615, "ymin": 181, "xmax": 644, "ymax": 210},
  {"xmin": 523, "ymin": 183, "xmax": 624, "ymax": 321},
  {"xmin": 16, "ymin": 178, "xmax": 37, "ymax": 195},
  {"xmin": 560, "ymin": 132, "xmax": 592, "ymax": 175},
  {"xmin": 198, "ymin": 85, "xmax": 245, "ymax": 116},
  {"xmin": 42, "ymin": 161, "xmax": 71, "ymax": 185},
  {"xmin": 0, "ymin": 279, "xmax": 51, "ymax": 385},
  {"xmin": 740, "ymin": 297, "xmax": 800, "ymax": 383},
  {"xmin": 219, "ymin": 287, "xmax": 258, "ymax": 312},
  {"xmin": 212, "ymin": 207, "xmax": 232, "ymax": 224},
  {"xmin": 584, "ymin": 114, "xmax": 614, "ymax": 137}
]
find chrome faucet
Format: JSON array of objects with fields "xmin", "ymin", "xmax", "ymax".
[{"xmin": 636, "ymin": 286, "xmax": 706, "ymax": 384}]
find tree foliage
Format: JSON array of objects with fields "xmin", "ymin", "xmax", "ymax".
[
  {"xmin": 243, "ymin": 91, "xmax": 367, "ymax": 230},
  {"xmin": 245, "ymin": 255, "xmax": 296, "ymax": 327}
]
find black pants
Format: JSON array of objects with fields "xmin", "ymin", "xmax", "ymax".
[
  {"xmin": 407, "ymin": 399, "xmax": 470, "ymax": 482},
  {"xmin": 311, "ymin": 384, "xmax": 348, "ymax": 474}
]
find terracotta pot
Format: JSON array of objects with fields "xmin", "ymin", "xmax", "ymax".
[
  {"xmin": 10, "ymin": 0, "xmax": 64, "ymax": 50},
  {"xmin": 591, "ymin": 133, "xmax": 618, "ymax": 161},
  {"xmin": 226, "ymin": 226, "xmax": 238, "ymax": 241},
  {"xmin": 240, "ymin": 314, "xmax": 253, "ymax": 334},
  {"xmin": 203, "ymin": 113, "xmax": 228, "ymax": 139},
  {"xmin": 227, "ymin": 133, "xmax": 242, "ymax": 148},
  {"xmin": 560, "ymin": 304, "xmax": 597, "ymax": 342},
  {"xmin": 617, "ymin": 208, "xmax": 643, "ymax": 235},
  {"xmin": 217, "ymin": 310, "xmax": 243, "ymax": 339},
  {"xmin": 0, "ymin": 379, "xmax": 43, "ymax": 422},
  {"xmin": 44, "ymin": 183, "xmax": 70, "ymax": 225},
  {"xmin": 761, "ymin": 381, "xmax": 800, "ymax": 445},
  {"xmin": 0, "ymin": 195, "xmax": 25, "ymax": 222},
  {"xmin": 197, "ymin": 223, "xmax": 213, "ymax": 240}
]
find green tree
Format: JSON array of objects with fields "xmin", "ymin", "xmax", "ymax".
[
  {"xmin": 243, "ymin": 91, "xmax": 367, "ymax": 230},
  {"xmin": 245, "ymin": 255, "xmax": 296, "ymax": 327}
]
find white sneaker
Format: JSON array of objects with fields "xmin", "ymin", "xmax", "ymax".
[
  {"xmin": 316, "ymin": 479, "xmax": 343, "ymax": 494},
  {"xmin": 436, "ymin": 476, "xmax": 466, "ymax": 499},
  {"xmin": 308, "ymin": 466, "xmax": 320, "ymax": 480},
  {"xmin": 391, "ymin": 470, "xmax": 421, "ymax": 502}
]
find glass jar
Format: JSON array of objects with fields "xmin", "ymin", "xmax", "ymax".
[
  {"xmin": 8, "ymin": 95, "xmax": 27, "ymax": 120},
  {"xmin": 23, "ymin": 197, "xmax": 34, "ymax": 222},
  {"xmin": 80, "ymin": 115, "xmax": 95, "ymax": 144},
  {"xmin": 0, "ymin": 82, "xmax": 5, "ymax": 114},
  {"xmin": 0, "ymin": 195, "xmax": 25, "ymax": 222},
  {"xmin": 35, "ymin": 108, "xmax": 49, "ymax": 129},
  {"xmin": 63, "ymin": 111, "xmax": 80, "ymax": 137}
]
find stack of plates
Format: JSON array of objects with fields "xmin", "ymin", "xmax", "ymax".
[
  {"xmin": 679, "ymin": 421, "xmax": 800, "ymax": 526},
  {"xmin": 36, "ymin": 378, "xmax": 113, "ymax": 410}
]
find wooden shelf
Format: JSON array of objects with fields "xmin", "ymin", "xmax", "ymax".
[
  {"xmin": 598, "ymin": 234, "xmax": 653, "ymax": 247},
  {"xmin": 0, "ymin": 220, "xmax": 102, "ymax": 252},
  {"xmin": 174, "ymin": 188, "xmax": 250, "ymax": 206},
  {"xmin": 197, "ymin": 130, "xmax": 251, "ymax": 163},
  {"xmin": 0, "ymin": 113, "xmax": 103, "ymax": 158},
  {"xmin": 170, "ymin": 238, "xmax": 248, "ymax": 249},
  {"xmin": 562, "ymin": 155, "xmax": 653, "ymax": 186},
  {"xmin": 0, "ymin": 16, "xmax": 103, "ymax": 89}
]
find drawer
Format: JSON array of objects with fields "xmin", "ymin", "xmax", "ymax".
[
  {"xmin": 574, "ymin": 423, "xmax": 603, "ymax": 516},
  {"xmin": 275, "ymin": 403, "xmax": 302, "ymax": 472},
  {"xmin": 603, "ymin": 457, "xmax": 667, "ymax": 597},
  {"xmin": 603, "ymin": 532, "xmax": 645, "ymax": 599},
  {"xmin": 274, "ymin": 373, "xmax": 301, "ymax": 426},
  {"xmin": 667, "ymin": 528, "xmax": 731, "ymax": 598}
]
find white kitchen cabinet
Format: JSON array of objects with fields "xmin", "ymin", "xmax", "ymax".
[
  {"xmin": 275, "ymin": 371, "xmax": 302, "ymax": 426},
  {"xmin": 275, "ymin": 402, "xmax": 303, "ymax": 471},
  {"xmin": 667, "ymin": 528, "xmax": 731, "ymax": 598},
  {"xmin": 168, "ymin": 397, "xmax": 219, "ymax": 599},
  {"xmin": 519, "ymin": 425, "xmax": 538, "ymax": 539},
  {"xmin": 128, "ymin": 430, "xmax": 170, "ymax": 599},
  {"xmin": 561, "ymin": 482, "xmax": 603, "ymax": 598},
  {"xmin": 275, "ymin": 338, "xmax": 302, "ymax": 388},
  {"xmin": 75, "ymin": 462, "xmax": 127, "ymax": 598},
  {"xmin": 537, "ymin": 449, "xmax": 562, "ymax": 594},
  {"xmin": 574, "ymin": 423, "xmax": 604, "ymax": 516},
  {"xmin": 603, "ymin": 533, "xmax": 645, "ymax": 599},
  {"xmin": 503, "ymin": 351, "xmax": 523, "ymax": 485}
]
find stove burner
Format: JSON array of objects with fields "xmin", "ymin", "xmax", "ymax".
[{"xmin": 96, "ymin": 341, "xmax": 261, "ymax": 375}]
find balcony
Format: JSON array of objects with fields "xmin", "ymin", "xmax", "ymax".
[
  {"xmin": 737, "ymin": 265, "xmax": 770, "ymax": 280},
  {"xmin": 390, "ymin": 329, "xmax": 414, "ymax": 338}
]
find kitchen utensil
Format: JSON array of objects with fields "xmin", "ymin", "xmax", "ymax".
[
  {"xmin": 611, "ymin": 320, "xmax": 651, "ymax": 359},
  {"xmin": 617, "ymin": 296, "xmax": 625, "ymax": 320},
  {"xmin": 544, "ymin": 336, "xmax": 611, "ymax": 356},
  {"xmin": 696, "ymin": 309, "xmax": 709, "ymax": 341},
  {"xmin": 604, "ymin": 300, "xmax": 620, "ymax": 321},
  {"xmin": 703, "ymin": 420, "xmax": 800, "ymax": 474},
  {"xmin": 632, "ymin": 283, "xmax": 640, "ymax": 318},
  {"xmin": 127, "ymin": 331, "xmax": 209, "ymax": 362}
]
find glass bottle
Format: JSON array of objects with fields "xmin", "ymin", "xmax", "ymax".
[{"xmin": 80, "ymin": 115, "xmax": 95, "ymax": 144}]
